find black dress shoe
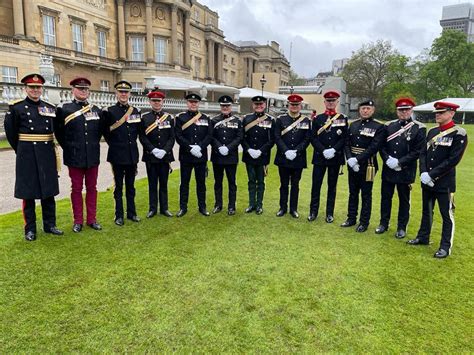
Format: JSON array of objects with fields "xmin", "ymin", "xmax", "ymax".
[
  {"xmin": 256, "ymin": 207, "xmax": 263, "ymax": 215},
  {"xmin": 434, "ymin": 249, "xmax": 449, "ymax": 258},
  {"xmin": 146, "ymin": 210, "xmax": 157, "ymax": 218},
  {"xmin": 127, "ymin": 215, "xmax": 140, "ymax": 222},
  {"xmin": 245, "ymin": 206, "xmax": 255, "ymax": 213},
  {"xmin": 160, "ymin": 210, "xmax": 173, "ymax": 217},
  {"xmin": 199, "ymin": 209, "xmax": 210, "ymax": 216},
  {"xmin": 212, "ymin": 206, "xmax": 222, "ymax": 214},
  {"xmin": 375, "ymin": 225, "xmax": 388, "ymax": 234},
  {"xmin": 72, "ymin": 224, "xmax": 83, "ymax": 233},
  {"xmin": 276, "ymin": 209, "xmax": 287, "ymax": 217},
  {"xmin": 87, "ymin": 222, "xmax": 102, "ymax": 231},
  {"xmin": 25, "ymin": 231, "xmax": 36, "ymax": 241},
  {"xmin": 45, "ymin": 226, "xmax": 64, "ymax": 235},
  {"xmin": 228, "ymin": 208, "xmax": 236, "ymax": 216},
  {"xmin": 115, "ymin": 217, "xmax": 124, "ymax": 226},
  {"xmin": 395, "ymin": 229, "xmax": 406, "ymax": 239},
  {"xmin": 176, "ymin": 209, "xmax": 187, "ymax": 217},
  {"xmin": 290, "ymin": 211, "xmax": 299, "ymax": 218},
  {"xmin": 340, "ymin": 219, "xmax": 356, "ymax": 227},
  {"xmin": 356, "ymin": 224, "xmax": 368, "ymax": 233},
  {"xmin": 307, "ymin": 213, "xmax": 317, "ymax": 222},
  {"xmin": 407, "ymin": 237, "xmax": 429, "ymax": 245},
  {"xmin": 325, "ymin": 215, "xmax": 334, "ymax": 223}
]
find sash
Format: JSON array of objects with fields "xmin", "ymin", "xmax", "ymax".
[
  {"xmin": 317, "ymin": 113, "xmax": 341, "ymax": 135},
  {"xmin": 281, "ymin": 115, "xmax": 306, "ymax": 136},
  {"xmin": 110, "ymin": 106, "xmax": 134, "ymax": 132},
  {"xmin": 214, "ymin": 116, "xmax": 235, "ymax": 129},
  {"xmin": 244, "ymin": 115, "xmax": 268, "ymax": 132},
  {"xmin": 182, "ymin": 112, "xmax": 202, "ymax": 130},
  {"xmin": 64, "ymin": 104, "xmax": 92, "ymax": 125},
  {"xmin": 427, "ymin": 127, "xmax": 456, "ymax": 150},
  {"xmin": 145, "ymin": 113, "xmax": 170, "ymax": 135},
  {"xmin": 386, "ymin": 121, "xmax": 415, "ymax": 142}
]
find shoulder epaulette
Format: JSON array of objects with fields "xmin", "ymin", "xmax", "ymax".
[
  {"xmin": 102, "ymin": 106, "xmax": 109, "ymax": 112},
  {"xmin": 176, "ymin": 111, "xmax": 186, "ymax": 117},
  {"xmin": 41, "ymin": 100, "xmax": 56, "ymax": 108},
  {"xmin": 413, "ymin": 120, "xmax": 426, "ymax": 129},
  {"xmin": 57, "ymin": 101, "xmax": 72, "ymax": 108},
  {"xmin": 266, "ymin": 114, "xmax": 275, "ymax": 120},
  {"xmin": 349, "ymin": 118, "xmax": 361, "ymax": 125},
  {"xmin": 8, "ymin": 98, "xmax": 24, "ymax": 106},
  {"xmin": 385, "ymin": 119, "xmax": 398, "ymax": 126},
  {"xmin": 277, "ymin": 114, "xmax": 286, "ymax": 119},
  {"xmin": 211, "ymin": 114, "xmax": 221, "ymax": 121},
  {"xmin": 454, "ymin": 126, "xmax": 467, "ymax": 136},
  {"xmin": 428, "ymin": 126, "xmax": 438, "ymax": 133},
  {"xmin": 374, "ymin": 119, "xmax": 384, "ymax": 125}
]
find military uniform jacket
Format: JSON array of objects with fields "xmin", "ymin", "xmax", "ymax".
[
  {"xmin": 211, "ymin": 113, "xmax": 243, "ymax": 165},
  {"xmin": 55, "ymin": 100, "xmax": 104, "ymax": 168},
  {"xmin": 311, "ymin": 113, "xmax": 348, "ymax": 166},
  {"xmin": 139, "ymin": 110, "xmax": 175, "ymax": 163},
  {"xmin": 175, "ymin": 110, "xmax": 212, "ymax": 164},
  {"xmin": 380, "ymin": 118, "xmax": 426, "ymax": 184},
  {"xmin": 345, "ymin": 118, "xmax": 385, "ymax": 172},
  {"xmin": 4, "ymin": 97, "xmax": 59, "ymax": 199},
  {"xmin": 420, "ymin": 125, "xmax": 468, "ymax": 193},
  {"xmin": 274, "ymin": 113, "xmax": 312, "ymax": 169},
  {"xmin": 242, "ymin": 112, "xmax": 275, "ymax": 165},
  {"xmin": 102, "ymin": 102, "xmax": 141, "ymax": 165}
]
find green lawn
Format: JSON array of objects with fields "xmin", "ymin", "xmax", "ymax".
[{"xmin": 1, "ymin": 126, "xmax": 473, "ymax": 352}]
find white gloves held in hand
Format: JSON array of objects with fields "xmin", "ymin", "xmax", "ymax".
[
  {"xmin": 190, "ymin": 145, "xmax": 202, "ymax": 158},
  {"xmin": 248, "ymin": 148, "xmax": 262, "ymax": 159},
  {"xmin": 218, "ymin": 146, "xmax": 229, "ymax": 156},
  {"xmin": 420, "ymin": 172, "xmax": 434, "ymax": 187},
  {"xmin": 323, "ymin": 148, "xmax": 336, "ymax": 160},
  {"xmin": 152, "ymin": 148, "xmax": 166, "ymax": 159},
  {"xmin": 285, "ymin": 150, "xmax": 297, "ymax": 161},
  {"xmin": 347, "ymin": 157, "xmax": 358, "ymax": 168},
  {"xmin": 387, "ymin": 156, "xmax": 401, "ymax": 171}
]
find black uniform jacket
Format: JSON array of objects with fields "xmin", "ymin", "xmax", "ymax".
[
  {"xmin": 241, "ymin": 112, "xmax": 275, "ymax": 165},
  {"xmin": 274, "ymin": 113, "xmax": 312, "ymax": 169},
  {"xmin": 420, "ymin": 125, "xmax": 468, "ymax": 193},
  {"xmin": 345, "ymin": 118, "xmax": 385, "ymax": 172},
  {"xmin": 311, "ymin": 112, "xmax": 348, "ymax": 166},
  {"xmin": 380, "ymin": 118, "xmax": 426, "ymax": 184},
  {"xmin": 102, "ymin": 102, "xmax": 141, "ymax": 165},
  {"xmin": 139, "ymin": 110, "xmax": 175, "ymax": 163},
  {"xmin": 4, "ymin": 97, "xmax": 59, "ymax": 199},
  {"xmin": 175, "ymin": 110, "xmax": 212, "ymax": 164},
  {"xmin": 54, "ymin": 99, "xmax": 104, "ymax": 168},
  {"xmin": 210, "ymin": 113, "xmax": 243, "ymax": 165}
]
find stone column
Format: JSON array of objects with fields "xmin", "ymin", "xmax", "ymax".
[
  {"xmin": 216, "ymin": 44, "xmax": 223, "ymax": 83},
  {"xmin": 23, "ymin": 0, "xmax": 36, "ymax": 39},
  {"xmin": 207, "ymin": 40, "xmax": 215, "ymax": 79},
  {"xmin": 13, "ymin": 0, "xmax": 25, "ymax": 37},
  {"xmin": 171, "ymin": 4, "xmax": 178, "ymax": 64},
  {"xmin": 117, "ymin": 0, "xmax": 126, "ymax": 60},
  {"xmin": 183, "ymin": 11, "xmax": 191, "ymax": 67},
  {"xmin": 145, "ymin": 0, "xmax": 154, "ymax": 62}
]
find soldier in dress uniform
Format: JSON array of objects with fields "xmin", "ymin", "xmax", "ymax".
[
  {"xmin": 139, "ymin": 90, "xmax": 175, "ymax": 218},
  {"xmin": 175, "ymin": 93, "xmax": 212, "ymax": 217},
  {"xmin": 54, "ymin": 77, "xmax": 104, "ymax": 233},
  {"xmin": 274, "ymin": 94, "xmax": 311, "ymax": 218},
  {"xmin": 408, "ymin": 101, "xmax": 468, "ymax": 258},
  {"xmin": 241, "ymin": 96, "xmax": 275, "ymax": 215},
  {"xmin": 4, "ymin": 73, "xmax": 63, "ymax": 241},
  {"xmin": 210, "ymin": 95, "xmax": 243, "ymax": 215},
  {"xmin": 308, "ymin": 91, "xmax": 348, "ymax": 223},
  {"xmin": 375, "ymin": 97, "xmax": 426, "ymax": 238},
  {"xmin": 341, "ymin": 100, "xmax": 385, "ymax": 232},
  {"xmin": 102, "ymin": 80, "xmax": 141, "ymax": 226}
]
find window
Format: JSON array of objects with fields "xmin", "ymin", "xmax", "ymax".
[
  {"xmin": 131, "ymin": 82, "xmax": 142, "ymax": 93},
  {"xmin": 177, "ymin": 41, "xmax": 184, "ymax": 65},
  {"xmin": 223, "ymin": 54, "xmax": 227, "ymax": 63},
  {"xmin": 97, "ymin": 30, "xmax": 107, "ymax": 57},
  {"xmin": 43, "ymin": 15, "xmax": 56, "ymax": 46},
  {"xmin": 231, "ymin": 57, "xmax": 235, "ymax": 65},
  {"xmin": 223, "ymin": 69, "xmax": 228, "ymax": 83},
  {"xmin": 100, "ymin": 80, "xmax": 109, "ymax": 92},
  {"xmin": 193, "ymin": 9, "xmax": 200, "ymax": 22},
  {"xmin": 131, "ymin": 37, "xmax": 144, "ymax": 61},
  {"xmin": 2, "ymin": 66, "xmax": 17, "ymax": 83},
  {"xmin": 72, "ymin": 23, "xmax": 84, "ymax": 52},
  {"xmin": 194, "ymin": 57, "xmax": 201, "ymax": 77},
  {"xmin": 154, "ymin": 37, "xmax": 167, "ymax": 63}
]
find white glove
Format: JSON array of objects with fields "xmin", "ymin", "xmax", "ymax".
[
  {"xmin": 394, "ymin": 165, "xmax": 402, "ymax": 171},
  {"xmin": 218, "ymin": 146, "xmax": 229, "ymax": 156},
  {"xmin": 420, "ymin": 172, "xmax": 434, "ymax": 187},
  {"xmin": 347, "ymin": 157, "xmax": 358, "ymax": 168},
  {"xmin": 254, "ymin": 149, "xmax": 262, "ymax": 158},
  {"xmin": 323, "ymin": 148, "xmax": 336, "ymax": 160},
  {"xmin": 352, "ymin": 163, "xmax": 360, "ymax": 172},
  {"xmin": 386, "ymin": 156, "xmax": 399, "ymax": 170},
  {"xmin": 190, "ymin": 145, "xmax": 201, "ymax": 157},
  {"xmin": 285, "ymin": 150, "xmax": 297, "ymax": 161},
  {"xmin": 156, "ymin": 149, "xmax": 166, "ymax": 159},
  {"xmin": 151, "ymin": 148, "xmax": 161, "ymax": 159},
  {"xmin": 248, "ymin": 148, "xmax": 257, "ymax": 159}
]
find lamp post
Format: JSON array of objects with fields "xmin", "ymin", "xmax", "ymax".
[
  {"xmin": 260, "ymin": 74, "xmax": 267, "ymax": 96},
  {"xmin": 290, "ymin": 85, "xmax": 294, "ymax": 94}
]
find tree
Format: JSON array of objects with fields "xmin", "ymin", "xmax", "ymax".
[{"xmin": 288, "ymin": 69, "xmax": 306, "ymax": 86}]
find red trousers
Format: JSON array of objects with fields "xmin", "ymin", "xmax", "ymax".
[{"xmin": 68, "ymin": 166, "xmax": 99, "ymax": 224}]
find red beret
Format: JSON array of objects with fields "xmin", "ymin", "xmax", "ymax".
[
  {"xmin": 21, "ymin": 73, "xmax": 45, "ymax": 86},
  {"xmin": 323, "ymin": 91, "xmax": 340, "ymax": 99},
  {"xmin": 395, "ymin": 97, "xmax": 415, "ymax": 109},
  {"xmin": 147, "ymin": 91, "xmax": 165, "ymax": 99},
  {"xmin": 70, "ymin": 77, "xmax": 91, "ymax": 87},
  {"xmin": 288, "ymin": 94, "xmax": 303, "ymax": 103},
  {"xmin": 433, "ymin": 101, "xmax": 460, "ymax": 113}
]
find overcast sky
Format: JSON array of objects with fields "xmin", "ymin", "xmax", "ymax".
[{"xmin": 199, "ymin": 0, "xmax": 468, "ymax": 78}]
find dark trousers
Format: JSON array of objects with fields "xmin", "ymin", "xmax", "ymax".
[
  {"xmin": 416, "ymin": 188, "xmax": 455, "ymax": 253},
  {"xmin": 213, "ymin": 163, "xmax": 237, "ymax": 209},
  {"xmin": 309, "ymin": 164, "xmax": 340, "ymax": 216},
  {"xmin": 278, "ymin": 166, "xmax": 303, "ymax": 212},
  {"xmin": 180, "ymin": 162, "xmax": 207, "ymax": 211},
  {"xmin": 146, "ymin": 162, "xmax": 170, "ymax": 213},
  {"xmin": 112, "ymin": 164, "xmax": 137, "ymax": 219},
  {"xmin": 22, "ymin": 197, "xmax": 56, "ymax": 234},
  {"xmin": 347, "ymin": 170, "xmax": 373, "ymax": 226},
  {"xmin": 246, "ymin": 164, "xmax": 266, "ymax": 208},
  {"xmin": 379, "ymin": 180, "xmax": 411, "ymax": 230}
]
